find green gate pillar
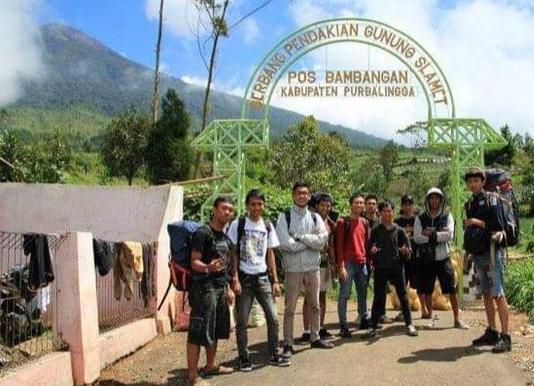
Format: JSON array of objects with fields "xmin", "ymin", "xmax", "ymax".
[
  {"xmin": 192, "ymin": 119, "xmax": 269, "ymax": 220},
  {"xmin": 428, "ymin": 118, "xmax": 508, "ymax": 246}
]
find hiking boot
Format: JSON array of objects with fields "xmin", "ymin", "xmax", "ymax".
[
  {"xmin": 239, "ymin": 357, "xmax": 252, "ymax": 372},
  {"xmin": 339, "ymin": 326, "xmax": 352, "ymax": 339},
  {"xmin": 268, "ymin": 355, "xmax": 291, "ymax": 367},
  {"xmin": 472, "ymin": 327, "xmax": 500, "ymax": 347},
  {"xmin": 281, "ymin": 344, "xmax": 293, "ymax": 359},
  {"xmin": 310, "ymin": 339, "xmax": 334, "ymax": 349},
  {"xmin": 454, "ymin": 320, "xmax": 469, "ymax": 330},
  {"xmin": 319, "ymin": 327, "xmax": 332, "ymax": 339},
  {"xmin": 359, "ymin": 317, "xmax": 370, "ymax": 330},
  {"xmin": 492, "ymin": 333, "xmax": 512, "ymax": 353},
  {"xmin": 406, "ymin": 325, "xmax": 418, "ymax": 337},
  {"xmin": 299, "ymin": 332, "xmax": 311, "ymax": 344}
]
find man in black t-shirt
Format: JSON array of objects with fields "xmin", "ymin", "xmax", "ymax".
[
  {"xmin": 187, "ymin": 196, "xmax": 235, "ymax": 386},
  {"xmin": 368, "ymin": 200, "xmax": 418, "ymax": 338}
]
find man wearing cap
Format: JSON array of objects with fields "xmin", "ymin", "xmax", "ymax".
[
  {"xmin": 464, "ymin": 167, "xmax": 511, "ymax": 353},
  {"xmin": 414, "ymin": 188, "xmax": 468, "ymax": 330}
]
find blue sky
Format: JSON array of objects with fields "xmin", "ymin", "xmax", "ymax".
[{"xmin": 2, "ymin": 0, "xmax": 534, "ymax": 140}]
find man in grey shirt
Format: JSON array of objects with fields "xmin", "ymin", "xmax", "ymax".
[{"xmin": 276, "ymin": 182, "xmax": 334, "ymax": 361}]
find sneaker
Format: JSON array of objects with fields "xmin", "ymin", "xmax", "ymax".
[
  {"xmin": 281, "ymin": 344, "xmax": 293, "ymax": 359},
  {"xmin": 239, "ymin": 357, "xmax": 252, "ymax": 372},
  {"xmin": 472, "ymin": 327, "xmax": 500, "ymax": 347},
  {"xmin": 319, "ymin": 327, "xmax": 332, "ymax": 339},
  {"xmin": 359, "ymin": 317, "xmax": 370, "ymax": 330},
  {"xmin": 310, "ymin": 339, "xmax": 334, "ymax": 349},
  {"xmin": 339, "ymin": 326, "xmax": 352, "ymax": 339},
  {"xmin": 299, "ymin": 332, "xmax": 311, "ymax": 344},
  {"xmin": 406, "ymin": 325, "xmax": 418, "ymax": 337},
  {"xmin": 454, "ymin": 320, "xmax": 469, "ymax": 330},
  {"xmin": 268, "ymin": 355, "xmax": 291, "ymax": 367},
  {"xmin": 492, "ymin": 333, "xmax": 512, "ymax": 353}
]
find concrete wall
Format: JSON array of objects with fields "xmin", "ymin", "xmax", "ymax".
[
  {"xmin": 0, "ymin": 352, "xmax": 72, "ymax": 386},
  {"xmin": 0, "ymin": 183, "xmax": 183, "ymax": 331},
  {"xmin": 0, "ymin": 183, "xmax": 185, "ymax": 385},
  {"xmin": 0, "ymin": 183, "xmax": 182, "ymax": 243},
  {"xmin": 99, "ymin": 319, "xmax": 158, "ymax": 370}
]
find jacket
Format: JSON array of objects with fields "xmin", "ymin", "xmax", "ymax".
[
  {"xmin": 276, "ymin": 205, "xmax": 328, "ymax": 273},
  {"xmin": 414, "ymin": 188, "xmax": 454, "ymax": 261}
]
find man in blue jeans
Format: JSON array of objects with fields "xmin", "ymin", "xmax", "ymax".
[
  {"xmin": 228, "ymin": 189, "xmax": 289, "ymax": 371},
  {"xmin": 336, "ymin": 193, "xmax": 371, "ymax": 338},
  {"xmin": 464, "ymin": 167, "xmax": 511, "ymax": 353}
]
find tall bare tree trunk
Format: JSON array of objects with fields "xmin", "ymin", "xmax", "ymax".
[
  {"xmin": 195, "ymin": 0, "xmax": 229, "ymax": 177},
  {"xmin": 151, "ymin": 0, "xmax": 165, "ymax": 124}
]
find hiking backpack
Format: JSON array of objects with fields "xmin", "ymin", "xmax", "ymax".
[
  {"xmin": 166, "ymin": 220, "xmax": 201, "ymax": 292},
  {"xmin": 484, "ymin": 168, "xmax": 520, "ymax": 247}
]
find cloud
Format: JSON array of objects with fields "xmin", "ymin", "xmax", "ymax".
[
  {"xmin": 275, "ymin": 0, "xmax": 534, "ymax": 140},
  {"xmin": 145, "ymin": 0, "xmax": 204, "ymax": 40},
  {"xmin": 242, "ymin": 18, "xmax": 260, "ymax": 45},
  {"xmin": 0, "ymin": 0, "xmax": 43, "ymax": 106},
  {"xmin": 145, "ymin": 0, "xmax": 254, "ymax": 40},
  {"xmin": 181, "ymin": 74, "xmax": 245, "ymax": 97}
]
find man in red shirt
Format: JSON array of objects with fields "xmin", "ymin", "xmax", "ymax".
[{"xmin": 336, "ymin": 193, "xmax": 371, "ymax": 338}]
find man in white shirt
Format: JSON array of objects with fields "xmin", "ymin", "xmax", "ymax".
[{"xmin": 229, "ymin": 189, "xmax": 289, "ymax": 371}]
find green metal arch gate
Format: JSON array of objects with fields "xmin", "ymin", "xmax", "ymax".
[{"xmin": 192, "ymin": 18, "xmax": 507, "ymax": 252}]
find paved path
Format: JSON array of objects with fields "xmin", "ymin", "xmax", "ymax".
[{"xmin": 99, "ymin": 299, "xmax": 533, "ymax": 386}]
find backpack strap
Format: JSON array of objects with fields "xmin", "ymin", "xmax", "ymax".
[
  {"xmin": 236, "ymin": 216, "xmax": 247, "ymax": 259},
  {"xmin": 285, "ymin": 210, "xmax": 291, "ymax": 232}
]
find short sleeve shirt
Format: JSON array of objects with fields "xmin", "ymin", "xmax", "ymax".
[
  {"xmin": 227, "ymin": 217, "xmax": 280, "ymax": 275},
  {"xmin": 191, "ymin": 225, "xmax": 232, "ymax": 286}
]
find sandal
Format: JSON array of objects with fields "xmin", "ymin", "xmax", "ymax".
[{"xmin": 202, "ymin": 365, "xmax": 234, "ymax": 376}]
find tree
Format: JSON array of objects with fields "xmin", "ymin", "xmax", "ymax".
[
  {"xmin": 0, "ymin": 129, "xmax": 25, "ymax": 182},
  {"xmin": 380, "ymin": 140, "xmax": 399, "ymax": 182},
  {"xmin": 353, "ymin": 156, "xmax": 387, "ymax": 196},
  {"xmin": 192, "ymin": 0, "xmax": 273, "ymax": 132},
  {"xmin": 151, "ymin": 0, "xmax": 165, "ymax": 124},
  {"xmin": 101, "ymin": 108, "xmax": 149, "ymax": 185},
  {"xmin": 269, "ymin": 116, "xmax": 352, "ymax": 193},
  {"xmin": 484, "ymin": 125, "xmax": 519, "ymax": 167},
  {"xmin": 146, "ymin": 89, "xmax": 193, "ymax": 184}
]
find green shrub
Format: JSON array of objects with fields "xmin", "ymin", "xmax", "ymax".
[{"xmin": 505, "ymin": 258, "xmax": 534, "ymax": 322}]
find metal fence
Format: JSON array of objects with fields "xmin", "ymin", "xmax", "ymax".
[
  {"xmin": 96, "ymin": 242, "xmax": 156, "ymax": 333},
  {"xmin": 0, "ymin": 231, "xmax": 65, "ymax": 373}
]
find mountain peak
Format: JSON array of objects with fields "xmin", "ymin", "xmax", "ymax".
[
  {"xmin": 41, "ymin": 23, "xmax": 109, "ymax": 52},
  {"xmin": 11, "ymin": 23, "xmax": 387, "ymax": 147}
]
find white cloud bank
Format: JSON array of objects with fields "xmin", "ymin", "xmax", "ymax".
[
  {"xmin": 275, "ymin": 0, "xmax": 534, "ymax": 140},
  {"xmin": 0, "ymin": 0, "xmax": 43, "ymax": 106}
]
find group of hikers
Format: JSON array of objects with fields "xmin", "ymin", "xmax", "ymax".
[{"xmin": 185, "ymin": 166, "xmax": 512, "ymax": 386}]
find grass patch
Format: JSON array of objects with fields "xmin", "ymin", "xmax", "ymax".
[{"xmin": 505, "ymin": 257, "xmax": 534, "ymax": 323}]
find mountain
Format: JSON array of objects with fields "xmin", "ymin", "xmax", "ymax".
[{"xmin": 7, "ymin": 23, "xmax": 387, "ymax": 147}]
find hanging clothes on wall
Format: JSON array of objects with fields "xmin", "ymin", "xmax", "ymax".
[
  {"xmin": 114, "ymin": 241, "xmax": 143, "ymax": 300},
  {"xmin": 93, "ymin": 239, "xmax": 115, "ymax": 276},
  {"xmin": 23, "ymin": 234, "xmax": 55, "ymax": 291},
  {"xmin": 141, "ymin": 242, "xmax": 156, "ymax": 302}
]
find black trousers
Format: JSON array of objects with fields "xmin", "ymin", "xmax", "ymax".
[{"xmin": 370, "ymin": 271, "xmax": 412, "ymax": 328}]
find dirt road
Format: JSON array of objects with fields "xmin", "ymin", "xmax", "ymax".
[{"xmin": 98, "ymin": 299, "xmax": 534, "ymax": 386}]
